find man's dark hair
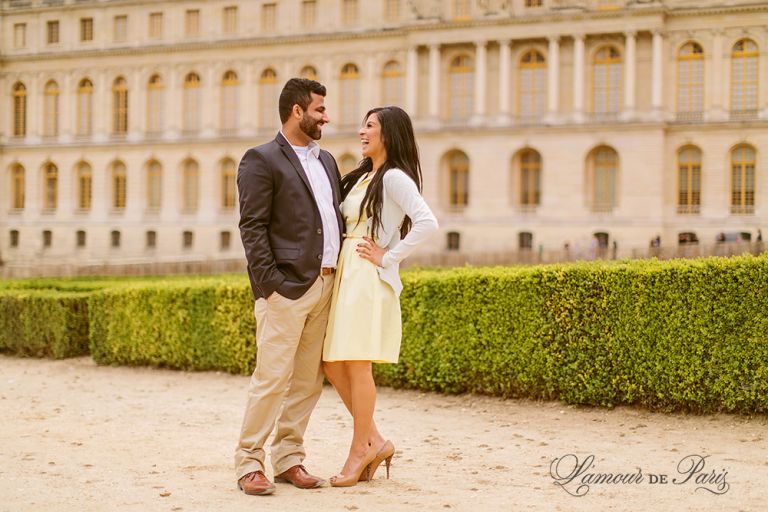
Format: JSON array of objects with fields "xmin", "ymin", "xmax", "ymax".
[{"xmin": 278, "ymin": 78, "xmax": 326, "ymax": 123}]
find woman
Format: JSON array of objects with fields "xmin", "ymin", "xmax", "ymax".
[{"xmin": 322, "ymin": 106, "xmax": 438, "ymax": 487}]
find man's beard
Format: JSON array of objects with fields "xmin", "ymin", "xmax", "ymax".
[{"xmin": 299, "ymin": 114, "xmax": 323, "ymax": 140}]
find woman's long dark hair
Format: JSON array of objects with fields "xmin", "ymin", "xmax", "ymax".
[{"xmin": 340, "ymin": 106, "xmax": 423, "ymax": 239}]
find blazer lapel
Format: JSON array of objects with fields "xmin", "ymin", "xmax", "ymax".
[{"xmin": 275, "ymin": 132, "xmax": 315, "ymax": 199}]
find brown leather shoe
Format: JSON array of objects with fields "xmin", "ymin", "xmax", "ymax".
[
  {"xmin": 237, "ymin": 471, "xmax": 276, "ymax": 495},
  {"xmin": 274, "ymin": 465, "xmax": 326, "ymax": 489}
]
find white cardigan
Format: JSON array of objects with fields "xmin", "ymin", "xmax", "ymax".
[{"xmin": 363, "ymin": 168, "xmax": 439, "ymax": 297}]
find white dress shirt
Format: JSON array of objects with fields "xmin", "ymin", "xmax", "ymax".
[{"xmin": 283, "ymin": 132, "xmax": 340, "ymax": 268}]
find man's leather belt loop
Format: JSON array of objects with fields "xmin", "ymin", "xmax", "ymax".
[{"xmin": 321, "ymin": 267, "xmax": 335, "ymax": 276}]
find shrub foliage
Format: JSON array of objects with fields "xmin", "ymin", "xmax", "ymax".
[{"xmin": 1, "ymin": 257, "xmax": 766, "ymax": 413}]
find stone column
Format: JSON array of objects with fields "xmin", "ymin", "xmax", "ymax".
[
  {"xmin": 93, "ymin": 69, "xmax": 108, "ymax": 142},
  {"xmin": 60, "ymin": 72, "xmax": 72, "ymax": 142},
  {"xmin": 651, "ymin": 30, "xmax": 664, "ymax": 119},
  {"xmin": 471, "ymin": 40, "xmax": 487, "ymax": 124},
  {"xmin": 242, "ymin": 62, "xmax": 256, "ymax": 136},
  {"xmin": 168, "ymin": 65, "xmax": 181, "ymax": 138},
  {"xmin": 128, "ymin": 67, "xmax": 143, "ymax": 141},
  {"xmin": 498, "ymin": 39, "xmax": 511, "ymax": 123},
  {"xmin": 428, "ymin": 44, "xmax": 440, "ymax": 121},
  {"xmin": 406, "ymin": 46, "xmax": 418, "ymax": 116},
  {"xmin": 547, "ymin": 36, "xmax": 560, "ymax": 122},
  {"xmin": 622, "ymin": 30, "xmax": 636, "ymax": 120},
  {"xmin": 572, "ymin": 34, "xmax": 585, "ymax": 122}
]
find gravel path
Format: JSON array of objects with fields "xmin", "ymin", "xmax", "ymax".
[{"xmin": 1, "ymin": 355, "xmax": 766, "ymax": 511}]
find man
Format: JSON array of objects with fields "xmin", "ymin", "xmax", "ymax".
[{"xmin": 234, "ymin": 78, "xmax": 343, "ymax": 495}]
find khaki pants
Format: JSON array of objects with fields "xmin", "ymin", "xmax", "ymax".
[{"xmin": 234, "ymin": 275, "xmax": 334, "ymax": 480}]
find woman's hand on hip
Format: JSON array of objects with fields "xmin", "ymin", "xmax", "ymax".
[{"xmin": 357, "ymin": 237, "xmax": 387, "ymax": 267}]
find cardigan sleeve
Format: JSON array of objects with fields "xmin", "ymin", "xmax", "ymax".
[{"xmin": 380, "ymin": 169, "xmax": 439, "ymax": 269}]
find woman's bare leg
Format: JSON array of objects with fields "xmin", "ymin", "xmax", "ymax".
[
  {"xmin": 323, "ymin": 360, "xmax": 385, "ymax": 448},
  {"xmin": 335, "ymin": 360, "xmax": 380, "ymax": 477}
]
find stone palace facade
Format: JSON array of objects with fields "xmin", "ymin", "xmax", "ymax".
[{"xmin": 0, "ymin": 0, "xmax": 766, "ymax": 273}]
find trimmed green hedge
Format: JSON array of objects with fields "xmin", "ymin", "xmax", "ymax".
[
  {"xmin": 88, "ymin": 280, "xmax": 255, "ymax": 374},
  {"xmin": 0, "ymin": 289, "xmax": 91, "ymax": 358},
  {"xmin": 375, "ymin": 255, "xmax": 768, "ymax": 413},
  {"xmin": 1, "ymin": 257, "xmax": 767, "ymax": 413}
]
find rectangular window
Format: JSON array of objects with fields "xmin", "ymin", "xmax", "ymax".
[
  {"xmin": 342, "ymin": 0, "xmax": 358, "ymax": 25},
  {"xmin": 43, "ymin": 230, "xmax": 53, "ymax": 248},
  {"xmin": 14, "ymin": 23, "xmax": 26, "ymax": 48},
  {"xmin": 76, "ymin": 230, "xmax": 87, "ymax": 248},
  {"xmin": 111, "ymin": 230, "xmax": 121, "ymax": 248},
  {"xmin": 10, "ymin": 230, "xmax": 20, "ymax": 248},
  {"xmin": 384, "ymin": 0, "xmax": 399, "ymax": 21},
  {"xmin": 302, "ymin": 1, "xmax": 316, "ymax": 29},
  {"xmin": 223, "ymin": 6, "xmax": 238, "ymax": 34},
  {"xmin": 146, "ymin": 230, "xmax": 157, "ymax": 249},
  {"xmin": 220, "ymin": 231, "xmax": 231, "ymax": 250},
  {"xmin": 185, "ymin": 9, "xmax": 200, "ymax": 38},
  {"xmin": 183, "ymin": 231, "xmax": 194, "ymax": 249},
  {"xmin": 525, "ymin": 0, "xmax": 543, "ymax": 6},
  {"xmin": 114, "ymin": 15, "xmax": 128, "ymax": 43},
  {"xmin": 149, "ymin": 12, "xmax": 163, "ymax": 39},
  {"xmin": 261, "ymin": 3, "xmax": 276, "ymax": 32},
  {"xmin": 80, "ymin": 18, "xmax": 94, "ymax": 42},
  {"xmin": 47, "ymin": 20, "xmax": 60, "ymax": 44}
]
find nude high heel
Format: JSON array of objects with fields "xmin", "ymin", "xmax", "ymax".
[
  {"xmin": 359, "ymin": 440, "xmax": 395, "ymax": 482},
  {"xmin": 330, "ymin": 449, "xmax": 378, "ymax": 488}
]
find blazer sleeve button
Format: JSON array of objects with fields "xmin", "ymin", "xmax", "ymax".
[
  {"xmin": 317, "ymin": 254, "xmax": 322, "ymax": 260},
  {"xmin": 317, "ymin": 228, "xmax": 322, "ymax": 235}
]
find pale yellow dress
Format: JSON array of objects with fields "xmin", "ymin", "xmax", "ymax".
[{"xmin": 323, "ymin": 174, "xmax": 402, "ymax": 363}]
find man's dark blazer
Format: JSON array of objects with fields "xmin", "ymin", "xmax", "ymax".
[{"xmin": 237, "ymin": 132, "xmax": 344, "ymax": 300}]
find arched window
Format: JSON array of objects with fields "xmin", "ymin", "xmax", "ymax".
[
  {"xmin": 444, "ymin": 150, "xmax": 469, "ymax": 208},
  {"xmin": 300, "ymin": 65, "xmax": 318, "ymax": 80},
  {"xmin": 677, "ymin": 146, "xmax": 701, "ymax": 214},
  {"xmin": 220, "ymin": 158, "xmax": 236, "ymax": 209},
  {"xmin": 519, "ymin": 50, "xmax": 546, "ymax": 119},
  {"xmin": 592, "ymin": 46, "xmax": 622, "ymax": 116},
  {"xmin": 221, "ymin": 70, "xmax": 239, "ymax": 132},
  {"xmin": 677, "ymin": 42, "xmax": 704, "ymax": 117},
  {"xmin": 382, "ymin": 60, "xmax": 404, "ymax": 106},
  {"xmin": 111, "ymin": 161, "xmax": 127, "ymax": 210},
  {"xmin": 259, "ymin": 68, "xmax": 279, "ymax": 131},
  {"xmin": 11, "ymin": 164, "xmax": 25, "ymax": 210},
  {"xmin": 76, "ymin": 161, "xmax": 92, "ymax": 211},
  {"xmin": 448, "ymin": 55, "xmax": 474, "ymax": 121},
  {"xmin": 112, "ymin": 76, "xmax": 128, "ymax": 134},
  {"xmin": 43, "ymin": 80, "xmax": 59, "ymax": 137},
  {"xmin": 43, "ymin": 162, "xmax": 58, "ymax": 211},
  {"xmin": 12, "ymin": 82, "xmax": 27, "ymax": 137},
  {"xmin": 182, "ymin": 159, "xmax": 199, "ymax": 212},
  {"xmin": 730, "ymin": 39, "xmax": 758, "ymax": 117},
  {"xmin": 731, "ymin": 144, "xmax": 756, "ymax": 214},
  {"xmin": 517, "ymin": 148, "xmax": 542, "ymax": 207},
  {"xmin": 339, "ymin": 153, "xmax": 358, "ymax": 175},
  {"xmin": 146, "ymin": 160, "xmax": 162, "ymax": 210},
  {"xmin": 147, "ymin": 74, "xmax": 164, "ymax": 134},
  {"xmin": 587, "ymin": 146, "xmax": 618, "ymax": 212},
  {"xmin": 340, "ymin": 63, "xmax": 360, "ymax": 126},
  {"xmin": 183, "ymin": 72, "xmax": 201, "ymax": 133},
  {"xmin": 77, "ymin": 78, "xmax": 94, "ymax": 136}
]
